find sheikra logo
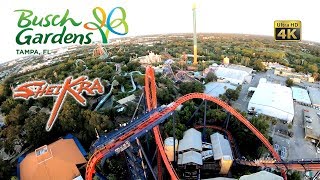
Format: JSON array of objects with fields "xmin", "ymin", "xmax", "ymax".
[{"xmin": 12, "ymin": 76, "xmax": 104, "ymax": 131}]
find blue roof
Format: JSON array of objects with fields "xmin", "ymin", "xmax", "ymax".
[{"xmin": 17, "ymin": 154, "xmax": 27, "ymax": 180}]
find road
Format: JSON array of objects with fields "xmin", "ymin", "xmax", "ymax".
[{"xmin": 233, "ymin": 70, "xmax": 272, "ymax": 112}]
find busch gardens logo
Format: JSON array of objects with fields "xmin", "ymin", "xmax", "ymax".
[{"xmin": 15, "ymin": 7, "xmax": 128, "ymax": 45}]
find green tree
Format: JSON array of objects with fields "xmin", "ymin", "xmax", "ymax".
[
  {"xmin": 225, "ymin": 89, "xmax": 240, "ymax": 101},
  {"xmin": 287, "ymin": 171, "xmax": 301, "ymax": 180},
  {"xmin": 59, "ymin": 100, "xmax": 83, "ymax": 132},
  {"xmin": 179, "ymin": 81, "xmax": 205, "ymax": 95},
  {"xmin": 219, "ymin": 94, "xmax": 228, "ymax": 102},
  {"xmin": 157, "ymin": 87, "xmax": 176, "ymax": 105},
  {"xmin": 24, "ymin": 112, "xmax": 61, "ymax": 147},
  {"xmin": 164, "ymin": 119, "xmax": 187, "ymax": 139},
  {"xmin": 126, "ymin": 61, "xmax": 141, "ymax": 72},
  {"xmin": 308, "ymin": 64, "xmax": 318, "ymax": 73},
  {"xmin": 134, "ymin": 74, "xmax": 145, "ymax": 85},
  {"xmin": 177, "ymin": 101, "xmax": 196, "ymax": 124},
  {"xmin": 285, "ymin": 78, "xmax": 294, "ymax": 87},
  {"xmin": 103, "ymin": 159, "xmax": 129, "ymax": 180},
  {"xmin": 207, "ymin": 109, "xmax": 227, "ymax": 125},
  {"xmin": 205, "ymin": 72, "xmax": 217, "ymax": 83},
  {"xmin": 228, "ymin": 111, "xmax": 270, "ymax": 158},
  {"xmin": 0, "ymin": 159, "xmax": 12, "ymax": 179},
  {"xmin": 82, "ymin": 110, "xmax": 113, "ymax": 132},
  {"xmin": 1, "ymin": 126, "xmax": 20, "ymax": 153},
  {"xmin": 253, "ymin": 59, "xmax": 266, "ymax": 72},
  {"xmin": 294, "ymin": 65, "xmax": 304, "ymax": 72},
  {"xmin": 5, "ymin": 104, "xmax": 28, "ymax": 126},
  {"xmin": 0, "ymin": 98, "xmax": 18, "ymax": 115}
]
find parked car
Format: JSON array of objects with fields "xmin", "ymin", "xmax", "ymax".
[
  {"xmin": 274, "ymin": 144, "xmax": 280, "ymax": 153},
  {"xmin": 305, "ymin": 117, "xmax": 313, "ymax": 123},
  {"xmin": 317, "ymin": 112, "xmax": 320, "ymax": 118},
  {"xmin": 317, "ymin": 147, "xmax": 320, "ymax": 154},
  {"xmin": 280, "ymin": 147, "xmax": 287, "ymax": 159}
]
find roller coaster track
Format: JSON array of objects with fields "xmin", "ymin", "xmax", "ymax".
[
  {"xmin": 237, "ymin": 159, "xmax": 320, "ymax": 172},
  {"xmin": 120, "ymin": 71, "xmax": 143, "ymax": 93},
  {"xmin": 93, "ymin": 44, "xmax": 108, "ymax": 59},
  {"xmin": 145, "ymin": 66, "xmax": 176, "ymax": 179},
  {"xmin": 85, "ymin": 93, "xmax": 284, "ymax": 180},
  {"xmin": 94, "ymin": 80, "xmax": 117, "ymax": 111},
  {"xmin": 163, "ymin": 63, "xmax": 199, "ymax": 83},
  {"xmin": 94, "ymin": 70, "xmax": 142, "ymax": 111},
  {"xmin": 196, "ymin": 125, "xmax": 320, "ymax": 173},
  {"xmin": 75, "ymin": 59, "xmax": 88, "ymax": 70},
  {"xmin": 175, "ymin": 70, "xmax": 200, "ymax": 82},
  {"xmin": 86, "ymin": 67, "xmax": 320, "ymax": 180}
]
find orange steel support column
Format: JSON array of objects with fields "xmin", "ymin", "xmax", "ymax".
[
  {"xmin": 145, "ymin": 66, "xmax": 178, "ymax": 180},
  {"xmin": 145, "ymin": 66, "xmax": 162, "ymax": 180}
]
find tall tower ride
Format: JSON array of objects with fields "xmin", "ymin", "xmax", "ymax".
[{"xmin": 192, "ymin": 3, "xmax": 198, "ymax": 65}]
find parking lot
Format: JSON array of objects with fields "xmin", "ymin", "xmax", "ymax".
[
  {"xmin": 233, "ymin": 69, "xmax": 320, "ymax": 161},
  {"xmin": 233, "ymin": 69, "xmax": 287, "ymax": 112},
  {"xmin": 287, "ymin": 104, "xmax": 320, "ymax": 160}
]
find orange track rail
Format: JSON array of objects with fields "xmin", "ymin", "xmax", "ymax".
[
  {"xmin": 196, "ymin": 125, "xmax": 320, "ymax": 173},
  {"xmin": 145, "ymin": 66, "xmax": 178, "ymax": 179},
  {"xmin": 85, "ymin": 66, "xmax": 287, "ymax": 180},
  {"xmin": 85, "ymin": 93, "xmax": 288, "ymax": 180},
  {"xmin": 238, "ymin": 160, "xmax": 320, "ymax": 171}
]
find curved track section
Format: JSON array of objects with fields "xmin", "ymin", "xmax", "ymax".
[
  {"xmin": 153, "ymin": 93, "xmax": 285, "ymax": 179},
  {"xmin": 94, "ymin": 81, "xmax": 116, "ymax": 111},
  {"xmin": 86, "ymin": 93, "xmax": 287, "ymax": 180},
  {"xmin": 75, "ymin": 59, "xmax": 88, "ymax": 70},
  {"xmin": 195, "ymin": 125, "xmax": 320, "ymax": 173},
  {"xmin": 121, "ymin": 71, "xmax": 143, "ymax": 93},
  {"xmin": 93, "ymin": 44, "xmax": 108, "ymax": 58},
  {"xmin": 176, "ymin": 71, "xmax": 200, "ymax": 82}
]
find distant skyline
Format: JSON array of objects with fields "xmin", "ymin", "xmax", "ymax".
[{"xmin": 1, "ymin": 0, "xmax": 320, "ymax": 63}]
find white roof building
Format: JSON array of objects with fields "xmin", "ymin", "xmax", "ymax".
[
  {"xmin": 139, "ymin": 52, "xmax": 162, "ymax": 64},
  {"xmin": 178, "ymin": 128, "xmax": 202, "ymax": 152},
  {"xmin": 210, "ymin": 133, "xmax": 233, "ymax": 160},
  {"xmin": 204, "ymin": 82, "xmax": 237, "ymax": 98},
  {"xmin": 177, "ymin": 151, "xmax": 203, "ymax": 165},
  {"xmin": 291, "ymin": 87, "xmax": 311, "ymax": 105},
  {"xmin": 248, "ymin": 79, "xmax": 294, "ymax": 123},
  {"xmin": 116, "ymin": 94, "xmax": 136, "ymax": 105},
  {"xmin": 307, "ymin": 87, "xmax": 320, "ymax": 107},
  {"xmin": 214, "ymin": 66, "xmax": 251, "ymax": 85},
  {"xmin": 239, "ymin": 171, "xmax": 283, "ymax": 180},
  {"xmin": 227, "ymin": 64, "xmax": 253, "ymax": 74}
]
